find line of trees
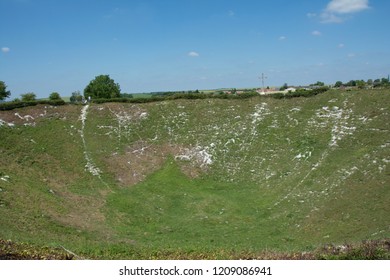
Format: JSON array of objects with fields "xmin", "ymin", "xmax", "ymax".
[
  {"xmin": 0, "ymin": 74, "xmax": 120, "ymax": 103},
  {"xmin": 1, "ymin": 74, "xmax": 389, "ymax": 106},
  {"xmin": 334, "ymin": 77, "xmax": 390, "ymax": 89},
  {"xmin": 1, "ymin": 81, "xmax": 65, "ymax": 103}
]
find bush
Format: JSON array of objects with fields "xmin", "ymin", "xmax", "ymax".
[
  {"xmin": 89, "ymin": 91, "xmax": 263, "ymax": 105},
  {"xmin": 21, "ymin": 93, "xmax": 37, "ymax": 102},
  {"xmin": 49, "ymin": 92, "xmax": 62, "ymax": 101},
  {"xmin": 0, "ymin": 99, "xmax": 66, "ymax": 111},
  {"xmin": 167, "ymin": 93, "xmax": 208, "ymax": 100},
  {"xmin": 0, "ymin": 101, "xmax": 38, "ymax": 111},
  {"xmin": 272, "ymin": 87, "xmax": 329, "ymax": 99},
  {"xmin": 41, "ymin": 99, "xmax": 66, "ymax": 106},
  {"xmin": 272, "ymin": 93, "xmax": 285, "ymax": 99},
  {"xmin": 90, "ymin": 93, "xmax": 208, "ymax": 104},
  {"xmin": 233, "ymin": 91, "xmax": 258, "ymax": 99},
  {"xmin": 70, "ymin": 91, "xmax": 83, "ymax": 104}
]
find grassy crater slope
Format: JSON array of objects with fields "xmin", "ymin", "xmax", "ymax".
[{"xmin": 0, "ymin": 89, "xmax": 389, "ymax": 259}]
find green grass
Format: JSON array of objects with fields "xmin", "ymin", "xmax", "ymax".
[
  {"xmin": 105, "ymin": 157, "xmax": 287, "ymax": 254},
  {"xmin": 0, "ymin": 89, "xmax": 389, "ymax": 259}
]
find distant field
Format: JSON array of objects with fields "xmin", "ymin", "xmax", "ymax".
[
  {"xmin": 0, "ymin": 89, "xmax": 389, "ymax": 259},
  {"xmin": 61, "ymin": 96, "xmax": 71, "ymax": 102}
]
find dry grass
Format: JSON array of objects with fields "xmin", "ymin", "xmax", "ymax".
[
  {"xmin": 0, "ymin": 239, "xmax": 74, "ymax": 260},
  {"xmin": 2, "ymin": 238, "xmax": 389, "ymax": 260}
]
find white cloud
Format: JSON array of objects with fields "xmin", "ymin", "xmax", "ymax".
[
  {"xmin": 326, "ymin": 0, "xmax": 369, "ymax": 14},
  {"xmin": 321, "ymin": 0, "xmax": 370, "ymax": 23},
  {"xmin": 338, "ymin": 43, "xmax": 345, "ymax": 48},
  {"xmin": 320, "ymin": 12, "xmax": 344, "ymax": 23},
  {"xmin": 1, "ymin": 47, "xmax": 10, "ymax": 53},
  {"xmin": 188, "ymin": 51, "xmax": 199, "ymax": 57},
  {"xmin": 312, "ymin": 30, "xmax": 322, "ymax": 36},
  {"xmin": 228, "ymin": 10, "xmax": 235, "ymax": 17},
  {"xmin": 307, "ymin": 12, "xmax": 317, "ymax": 18},
  {"xmin": 279, "ymin": 36, "xmax": 287, "ymax": 41}
]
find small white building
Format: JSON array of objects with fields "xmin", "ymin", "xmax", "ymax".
[{"xmin": 284, "ymin": 87, "xmax": 297, "ymax": 93}]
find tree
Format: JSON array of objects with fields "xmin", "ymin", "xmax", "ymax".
[
  {"xmin": 84, "ymin": 74, "xmax": 121, "ymax": 99},
  {"xmin": 356, "ymin": 80, "xmax": 366, "ymax": 89},
  {"xmin": 49, "ymin": 92, "xmax": 62, "ymax": 101},
  {"xmin": 334, "ymin": 81, "xmax": 343, "ymax": 87},
  {"xmin": 21, "ymin": 92, "xmax": 36, "ymax": 102},
  {"xmin": 311, "ymin": 81, "xmax": 325, "ymax": 87},
  {"xmin": 70, "ymin": 91, "xmax": 83, "ymax": 103},
  {"xmin": 280, "ymin": 83, "xmax": 288, "ymax": 91},
  {"xmin": 0, "ymin": 81, "xmax": 11, "ymax": 101},
  {"xmin": 373, "ymin": 79, "xmax": 381, "ymax": 87}
]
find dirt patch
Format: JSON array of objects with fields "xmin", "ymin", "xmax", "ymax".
[
  {"xmin": 91, "ymin": 103, "xmax": 148, "ymax": 123},
  {"xmin": 46, "ymin": 189, "xmax": 108, "ymax": 233},
  {"xmin": 106, "ymin": 141, "xmax": 209, "ymax": 187},
  {"xmin": 0, "ymin": 104, "xmax": 79, "ymax": 127}
]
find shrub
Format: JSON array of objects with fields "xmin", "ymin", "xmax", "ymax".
[
  {"xmin": 0, "ymin": 99, "xmax": 66, "ymax": 111},
  {"xmin": 272, "ymin": 87, "xmax": 329, "ymax": 99},
  {"xmin": 272, "ymin": 93, "xmax": 285, "ymax": 99},
  {"xmin": 0, "ymin": 101, "xmax": 38, "ymax": 111},
  {"xmin": 70, "ymin": 91, "xmax": 83, "ymax": 104},
  {"xmin": 233, "ymin": 91, "xmax": 258, "ymax": 99},
  {"xmin": 21, "ymin": 93, "xmax": 37, "ymax": 102},
  {"xmin": 49, "ymin": 92, "xmax": 62, "ymax": 101}
]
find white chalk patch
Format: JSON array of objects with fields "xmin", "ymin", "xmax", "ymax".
[
  {"xmin": 175, "ymin": 146, "xmax": 213, "ymax": 167},
  {"xmin": 0, "ymin": 119, "xmax": 14, "ymax": 127},
  {"xmin": 79, "ymin": 105, "xmax": 102, "ymax": 176},
  {"xmin": 0, "ymin": 175, "xmax": 10, "ymax": 182}
]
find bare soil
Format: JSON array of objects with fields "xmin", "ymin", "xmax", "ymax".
[{"xmin": 106, "ymin": 141, "xmax": 204, "ymax": 187}]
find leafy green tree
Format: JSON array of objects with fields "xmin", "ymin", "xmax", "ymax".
[
  {"xmin": 334, "ymin": 81, "xmax": 343, "ymax": 87},
  {"xmin": 84, "ymin": 75, "xmax": 121, "ymax": 99},
  {"xmin": 0, "ymin": 81, "xmax": 11, "ymax": 101},
  {"xmin": 280, "ymin": 83, "xmax": 288, "ymax": 91},
  {"xmin": 346, "ymin": 80, "xmax": 357, "ymax": 87},
  {"xmin": 311, "ymin": 81, "xmax": 325, "ymax": 87},
  {"xmin": 49, "ymin": 92, "xmax": 62, "ymax": 100},
  {"xmin": 70, "ymin": 91, "xmax": 83, "ymax": 103},
  {"xmin": 373, "ymin": 79, "xmax": 381, "ymax": 87},
  {"xmin": 356, "ymin": 80, "xmax": 366, "ymax": 89},
  {"xmin": 21, "ymin": 92, "xmax": 36, "ymax": 102}
]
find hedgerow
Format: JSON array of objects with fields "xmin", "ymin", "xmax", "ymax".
[
  {"xmin": 0, "ymin": 87, "xmax": 329, "ymax": 110},
  {"xmin": 0, "ymin": 99, "xmax": 66, "ymax": 111},
  {"xmin": 272, "ymin": 87, "xmax": 329, "ymax": 99}
]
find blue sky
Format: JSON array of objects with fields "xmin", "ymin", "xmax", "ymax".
[{"xmin": 1, "ymin": 0, "xmax": 389, "ymax": 98}]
